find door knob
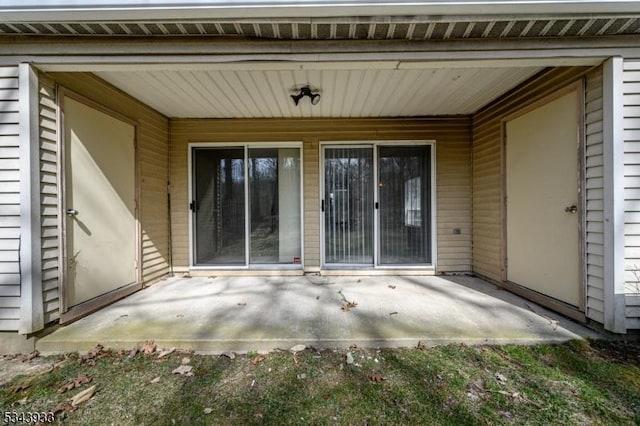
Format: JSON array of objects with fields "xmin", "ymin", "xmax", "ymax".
[
  {"xmin": 564, "ymin": 205, "xmax": 578, "ymax": 214},
  {"xmin": 66, "ymin": 208, "xmax": 79, "ymax": 216}
]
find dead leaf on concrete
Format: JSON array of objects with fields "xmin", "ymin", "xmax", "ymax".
[
  {"xmin": 251, "ymin": 355, "xmax": 266, "ymax": 365},
  {"xmin": 172, "ymin": 365, "xmax": 194, "ymax": 376},
  {"xmin": 389, "ymin": 311, "xmax": 398, "ymax": 316},
  {"xmin": 141, "ymin": 340, "xmax": 157, "ymax": 356},
  {"xmin": 59, "ymin": 374, "xmax": 92, "ymax": 393},
  {"xmin": 182, "ymin": 273, "xmax": 192, "ymax": 278},
  {"xmin": 71, "ymin": 384, "xmax": 96, "ymax": 407},
  {"xmin": 388, "ymin": 285, "xmax": 396, "ymax": 289},
  {"xmin": 368, "ymin": 373, "xmax": 386, "ymax": 382},
  {"xmin": 417, "ymin": 341, "xmax": 426, "ymax": 351},
  {"xmin": 237, "ymin": 302, "xmax": 247, "ymax": 306},
  {"xmin": 341, "ymin": 301, "xmax": 358, "ymax": 311},
  {"xmin": 21, "ymin": 350, "xmax": 39, "ymax": 362}
]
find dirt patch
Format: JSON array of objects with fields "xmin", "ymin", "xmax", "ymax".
[{"xmin": 0, "ymin": 355, "xmax": 55, "ymax": 387}]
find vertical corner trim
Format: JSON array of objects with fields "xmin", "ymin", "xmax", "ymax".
[
  {"xmin": 602, "ymin": 57, "xmax": 627, "ymax": 334},
  {"xmin": 18, "ymin": 63, "xmax": 44, "ymax": 334}
]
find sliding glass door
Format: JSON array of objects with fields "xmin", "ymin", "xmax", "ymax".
[
  {"xmin": 378, "ymin": 146, "xmax": 431, "ymax": 265},
  {"xmin": 193, "ymin": 148, "xmax": 245, "ymax": 265},
  {"xmin": 322, "ymin": 144, "xmax": 432, "ymax": 267},
  {"xmin": 324, "ymin": 147, "xmax": 374, "ymax": 264},
  {"xmin": 191, "ymin": 146, "xmax": 301, "ymax": 267}
]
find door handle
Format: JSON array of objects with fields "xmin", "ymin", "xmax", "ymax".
[
  {"xmin": 66, "ymin": 208, "xmax": 79, "ymax": 217},
  {"xmin": 321, "ymin": 200, "xmax": 324, "ymax": 212},
  {"xmin": 564, "ymin": 205, "xmax": 578, "ymax": 214}
]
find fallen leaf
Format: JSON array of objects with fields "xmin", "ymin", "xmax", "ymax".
[
  {"xmin": 181, "ymin": 357, "xmax": 191, "ymax": 365},
  {"xmin": 59, "ymin": 374, "xmax": 92, "ymax": 393},
  {"xmin": 254, "ymin": 413, "xmax": 264, "ymax": 419},
  {"xmin": 237, "ymin": 302, "xmax": 247, "ymax": 306},
  {"xmin": 141, "ymin": 340, "xmax": 157, "ymax": 356},
  {"xmin": 21, "ymin": 350, "xmax": 39, "ymax": 362},
  {"xmin": 251, "ymin": 355, "xmax": 266, "ymax": 365},
  {"xmin": 389, "ymin": 311, "xmax": 398, "ymax": 316},
  {"xmin": 368, "ymin": 373, "xmax": 386, "ymax": 382},
  {"xmin": 341, "ymin": 301, "xmax": 358, "ymax": 311},
  {"xmin": 220, "ymin": 351, "xmax": 236, "ymax": 360},
  {"xmin": 417, "ymin": 341, "xmax": 426, "ymax": 351},
  {"xmin": 495, "ymin": 373, "xmax": 507, "ymax": 383},
  {"xmin": 51, "ymin": 401, "xmax": 75, "ymax": 415},
  {"xmin": 13, "ymin": 397, "xmax": 27, "ymax": 406},
  {"xmin": 157, "ymin": 348, "xmax": 176, "ymax": 359},
  {"xmin": 290, "ymin": 344, "xmax": 306, "ymax": 353},
  {"xmin": 204, "ymin": 408, "xmax": 213, "ymax": 414},
  {"xmin": 297, "ymin": 373, "xmax": 307, "ymax": 380},
  {"xmin": 150, "ymin": 376, "xmax": 161, "ymax": 384},
  {"xmin": 71, "ymin": 384, "xmax": 96, "ymax": 407},
  {"xmin": 81, "ymin": 345, "xmax": 111, "ymax": 365},
  {"xmin": 172, "ymin": 365, "xmax": 194, "ymax": 376},
  {"xmin": 128, "ymin": 347, "xmax": 139, "ymax": 359},
  {"xmin": 182, "ymin": 273, "xmax": 191, "ymax": 278},
  {"xmin": 388, "ymin": 285, "xmax": 396, "ymax": 289}
]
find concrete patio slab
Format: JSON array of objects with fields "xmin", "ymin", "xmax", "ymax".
[{"xmin": 37, "ymin": 275, "xmax": 602, "ymax": 354}]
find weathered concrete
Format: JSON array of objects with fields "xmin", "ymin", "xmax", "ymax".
[{"xmin": 37, "ymin": 275, "xmax": 602, "ymax": 354}]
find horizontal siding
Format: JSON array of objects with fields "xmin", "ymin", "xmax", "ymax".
[
  {"xmin": 472, "ymin": 67, "xmax": 591, "ymax": 284},
  {"xmin": 39, "ymin": 75, "xmax": 60, "ymax": 324},
  {"xmin": 623, "ymin": 59, "xmax": 640, "ymax": 304},
  {"xmin": 0, "ymin": 66, "xmax": 20, "ymax": 331},
  {"xmin": 584, "ymin": 67, "xmax": 605, "ymax": 323},
  {"xmin": 626, "ymin": 295, "xmax": 640, "ymax": 329},
  {"xmin": 49, "ymin": 72, "xmax": 170, "ymax": 289},
  {"xmin": 170, "ymin": 118, "xmax": 472, "ymax": 272}
]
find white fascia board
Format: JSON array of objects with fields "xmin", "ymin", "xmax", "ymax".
[{"xmin": 1, "ymin": 1, "xmax": 640, "ymax": 21}]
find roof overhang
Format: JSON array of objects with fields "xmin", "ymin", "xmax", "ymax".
[{"xmin": 2, "ymin": 0, "xmax": 640, "ymax": 21}]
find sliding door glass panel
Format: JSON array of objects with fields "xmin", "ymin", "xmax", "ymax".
[
  {"xmin": 378, "ymin": 146, "xmax": 431, "ymax": 265},
  {"xmin": 324, "ymin": 147, "xmax": 374, "ymax": 264},
  {"xmin": 249, "ymin": 148, "xmax": 301, "ymax": 264},
  {"xmin": 193, "ymin": 148, "xmax": 245, "ymax": 265}
]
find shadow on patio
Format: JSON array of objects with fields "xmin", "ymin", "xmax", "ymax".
[{"xmin": 37, "ymin": 275, "xmax": 602, "ymax": 354}]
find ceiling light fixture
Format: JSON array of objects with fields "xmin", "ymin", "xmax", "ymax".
[{"xmin": 291, "ymin": 85, "xmax": 321, "ymax": 106}]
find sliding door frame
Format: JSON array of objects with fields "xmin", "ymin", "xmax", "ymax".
[
  {"xmin": 187, "ymin": 141, "xmax": 304, "ymax": 270},
  {"xmin": 320, "ymin": 140, "xmax": 436, "ymax": 270}
]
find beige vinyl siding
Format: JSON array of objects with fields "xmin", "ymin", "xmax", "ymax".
[
  {"xmin": 39, "ymin": 75, "xmax": 60, "ymax": 324},
  {"xmin": 584, "ymin": 67, "xmax": 605, "ymax": 324},
  {"xmin": 0, "ymin": 66, "xmax": 20, "ymax": 331},
  {"xmin": 170, "ymin": 118, "xmax": 472, "ymax": 272},
  {"xmin": 623, "ymin": 59, "xmax": 640, "ymax": 329},
  {"xmin": 49, "ymin": 73, "xmax": 170, "ymax": 286},
  {"xmin": 472, "ymin": 67, "xmax": 590, "ymax": 284},
  {"xmin": 627, "ymin": 295, "xmax": 640, "ymax": 329}
]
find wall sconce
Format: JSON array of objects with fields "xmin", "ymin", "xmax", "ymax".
[{"xmin": 291, "ymin": 85, "xmax": 321, "ymax": 106}]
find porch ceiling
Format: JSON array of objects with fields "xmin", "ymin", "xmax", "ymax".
[{"xmin": 95, "ymin": 65, "xmax": 543, "ymax": 118}]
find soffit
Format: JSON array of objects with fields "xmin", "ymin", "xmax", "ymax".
[
  {"xmin": 2, "ymin": 16, "xmax": 639, "ymax": 39},
  {"xmin": 95, "ymin": 66, "xmax": 543, "ymax": 118}
]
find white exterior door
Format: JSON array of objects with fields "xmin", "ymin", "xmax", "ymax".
[
  {"xmin": 506, "ymin": 90, "xmax": 581, "ymax": 307},
  {"xmin": 63, "ymin": 96, "xmax": 137, "ymax": 309}
]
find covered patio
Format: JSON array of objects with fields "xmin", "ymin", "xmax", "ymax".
[{"xmin": 36, "ymin": 275, "xmax": 600, "ymax": 354}]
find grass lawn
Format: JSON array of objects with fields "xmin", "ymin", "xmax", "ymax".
[{"xmin": 1, "ymin": 339, "xmax": 639, "ymax": 425}]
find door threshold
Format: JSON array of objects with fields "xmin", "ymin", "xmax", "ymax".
[
  {"xmin": 60, "ymin": 281, "xmax": 142, "ymax": 325},
  {"xmin": 321, "ymin": 269, "xmax": 435, "ymax": 276}
]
